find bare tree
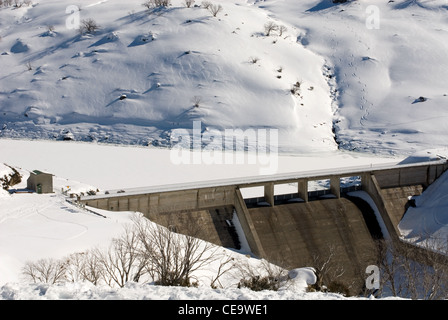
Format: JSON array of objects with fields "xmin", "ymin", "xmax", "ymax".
[
  {"xmin": 21, "ymin": 213, "xmax": 236, "ymax": 289},
  {"xmin": 78, "ymin": 250, "xmax": 104, "ymax": 285},
  {"xmin": 22, "ymin": 258, "xmax": 67, "ymax": 284},
  {"xmin": 375, "ymin": 237, "xmax": 448, "ymax": 299},
  {"xmin": 132, "ymin": 214, "xmax": 221, "ymax": 287},
  {"xmin": 374, "ymin": 239, "xmax": 402, "ymax": 297},
  {"xmin": 264, "ymin": 21, "xmax": 278, "ymax": 36},
  {"xmin": 278, "ymin": 25, "xmax": 287, "ymax": 36},
  {"xmin": 64, "ymin": 252, "xmax": 87, "ymax": 283},
  {"xmin": 94, "ymin": 225, "xmax": 147, "ymax": 288}
]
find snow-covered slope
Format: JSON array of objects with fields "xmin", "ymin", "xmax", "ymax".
[
  {"xmin": 257, "ymin": 0, "xmax": 448, "ymax": 155},
  {"xmin": 0, "ymin": 0, "xmax": 336, "ymax": 153},
  {"xmin": 1, "ymin": 0, "xmax": 448, "ymax": 155},
  {"xmin": 399, "ymin": 168, "xmax": 448, "ymax": 254}
]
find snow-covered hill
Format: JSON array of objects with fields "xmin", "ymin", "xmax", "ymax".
[
  {"xmin": 1, "ymin": 0, "xmax": 448, "ymax": 155},
  {"xmin": 1, "ymin": 0, "xmax": 448, "ymax": 302},
  {"xmin": 0, "ymin": 0, "xmax": 337, "ymax": 153},
  {"xmin": 258, "ymin": 0, "xmax": 448, "ymax": 155}
]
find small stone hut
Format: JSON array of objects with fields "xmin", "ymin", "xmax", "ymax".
[{"xmin": 27, "ymin": 170, "xmax": 53, "ymax": 194}]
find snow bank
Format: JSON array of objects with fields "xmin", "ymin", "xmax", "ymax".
[
  {"xmin": 0, "ymin": 279, "xmax": 353, "ymax": 300},
  {"xmin": 399, "ymin": 170, "xmax": 448, "ymax": 254}
]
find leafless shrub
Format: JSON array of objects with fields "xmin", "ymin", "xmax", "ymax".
[
  {"xmin": 1, "ymin": 0, "xmax": 13, "ymax": 7},
  {"xmin": 184, "ymin": 0, "xmax": 195, "ymax": 8},
  {"xmin": 63, "ymin": 250, "xmax": 104, "ymax": 285},
  {"xmin": 142, "ymin": 0, "xmax": 171, "ymax": 10},
  {"xmin": 209, "ymin": 253, "xmax": 234, "ymax": 289},
  {"xmin": 235, "ymin": 258, "xmax": 290, "ymax": 291},
  {"xmin": 207, "ymin": 3, "xmax": 222, "ymax": 17},
  {"xmin": 79, "ymin": 18, "xmax": 100, "ymax": 35},
  {"xmin": 307, "ymin": 243, "xmax": 347, "ymax": 294},
  {"xmin": 290, "ymin": 80, "xmax": 302, "ymax": 96},
  {"xmin": 249, "ymin": 56, "xmax": 260, "ymax": 64},
  {"xmin": 78, "ymin": 250, "xmax": 104, "ymax": 285},
  {"xmin": 191, "ymin": 95, "xmax": 202, "ymax": 108},
  {"xmin": 264, "ymin": 21, "xmax": 278, "ymax": 36},
  {"xmin": 201, "ymin": 0, "xmax": 211, "ymax": 9}
]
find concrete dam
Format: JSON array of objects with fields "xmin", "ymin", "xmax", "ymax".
[{"xmin": 79, "ymin": 160, "xmax": 448, "ymax": 294}]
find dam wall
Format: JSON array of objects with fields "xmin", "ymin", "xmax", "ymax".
[{"xmin": 78, "ymin": 160, "xmax": 448, "ymax": 294}]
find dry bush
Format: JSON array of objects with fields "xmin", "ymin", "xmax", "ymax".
[
  {"xmin": 234, "ymin": 258, "xmax": 290, "ymax": 291},
  {"xmin": 207, "ymin": 3, "xmax": 222, "ymax": 17},
  {"xmin": 307, "ymin": 243, "xmax": 346, "ymax": 293},
  {"xmin": 79, "ymin": 18, "xmax": 100, "ymax": 35},
  {"xmin": 184, "ymin": 0, "xmax": 195, "ymax": 8},
  {"xmin": 142, "ymin": 0, "xmax": 171, "ymax": 9}
]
